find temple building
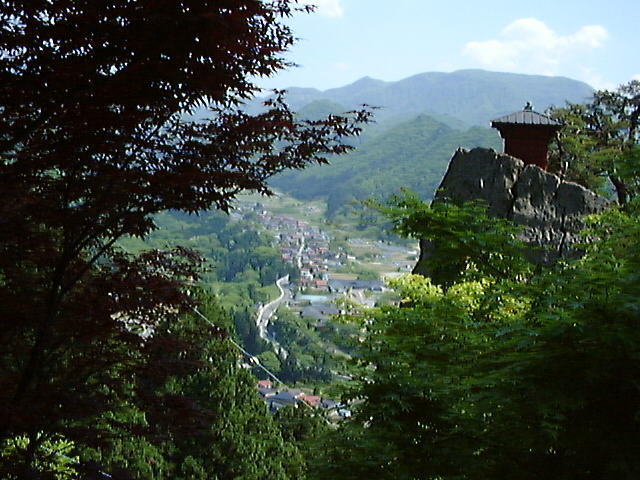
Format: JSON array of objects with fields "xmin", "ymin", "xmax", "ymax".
[{"xmin": 491, "ymin": 102, "xmax": 561, "ymax": 170}]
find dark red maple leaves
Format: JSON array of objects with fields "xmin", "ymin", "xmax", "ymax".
[{"xmin": 0, "ymin": 1, "xmax": 370, "ymax": 475}]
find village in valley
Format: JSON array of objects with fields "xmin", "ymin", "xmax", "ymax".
[{"xmin": 233, "ymin": 194, "xmax": 418, "ymax": 415}]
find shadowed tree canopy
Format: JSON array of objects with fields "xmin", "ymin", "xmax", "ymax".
[{"xmin": 0, "ymin": 1, "xmax": 370, "ymax": 475}]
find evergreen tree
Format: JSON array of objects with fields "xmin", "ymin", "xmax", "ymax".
[{"xmin": 77, "ymin": 295, "xmax": 306, "ymax": 479}]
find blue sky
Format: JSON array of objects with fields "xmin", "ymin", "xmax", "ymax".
[{"xmin": 259, "ymin": 0, "xmax": 640, "ymax": 91}]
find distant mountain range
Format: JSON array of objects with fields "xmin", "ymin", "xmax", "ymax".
[
  {"xmin": 253, "ymin": 69, "xmax": 593, "ymax": 127},
  {"xmin": 260, "ymin": 70, "xmax": 594, "ymax": 218}
]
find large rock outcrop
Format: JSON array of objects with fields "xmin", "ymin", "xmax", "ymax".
[{"xmin": 414, "ymin": 147, "xmax": 611, "ymax": 273}]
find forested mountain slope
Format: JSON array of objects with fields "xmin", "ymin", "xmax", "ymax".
[
  {"xmin": 263, "ymin": 70, "xmax": 591, "ymax": 217},
  {"xmin": 271, "ymin": 114, "xmax": 502, "ymax": 218}
]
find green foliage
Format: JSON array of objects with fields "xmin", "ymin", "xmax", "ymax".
[
  {"xmin": 270, "ymin": 309, "xmax": 335, "ymax": 384},
  {"xmin": 548, "ymin": 102, "xmax": 608, "ymax": 193},
  {"xmin": 312, "ymin": 198, "xmax": 640, "ymax": 480},
  {"xmin": 80, "ymin": 423, "xmax": 167, "ymax": 480},
  {"xmin": 258, "ymin": 350, "xmax": 282, "ymax": 373},
  {"xmin": 371, "ymin": 191, "xmax": 532, "ymax": 285},
  {"xmin": 296, "ymin": 99, "xmax": 349, "ymax": 121},
  {"xmin": 275, "ymin": 406, "xmax": 329, "ymax": 444},
  {"xmin": 275, "ymin": 405, "xmax": 331, "ymax": 473},
  {"xmin": 234, "ymin": 307, "xmax": 270, "ymax": 356},
  {"xmin": 164, "ymin": 311, "xmax": 306, "ymax": 480},
  {"xmin": 1, "ymin": 1, "xmax": 371, "ymax": 477},
  {"xmin": 355, "ymin": 269, "xmax": 380, "ymax": 281},
  {"xmin": 80, "ymin": 294, "xmax": 307, "ymax": 480},
  {"xmin": 373, "ymin": 290, "xmax": 401, "ymax": 307},
  {"xmin": 335, "ymin": 262, "xmax": 380, "ymax": 280},
  {"xmin": 122, "ymin": 210, "xmax": 295, "ymax": 291},
  {"xmin": 1, "ymin": 435, "xmax": 78, "ymax": 479},
  {"xmin": 315, "ymin": 275, "xmax": 496, "ymax": 480},
  {"xmin": 122, "ymin": 209, "xmax": 292, "ymax": 355},
  {"xmin": 550, "ymin": 80, "xmax": 640, "ymax": 204}
]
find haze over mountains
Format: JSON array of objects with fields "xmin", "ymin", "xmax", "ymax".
[
  {"xmin": 261, "ymin": 70, "xmax": 594, "ymax": 218},
  {"xmin": 258, "ymin": 69, "xmax": 593, "ymax": 127}
]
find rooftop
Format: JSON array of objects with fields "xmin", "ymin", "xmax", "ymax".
[{"xmin": 491, "ymin": 102, "xmax": 561, "ymax": 127}]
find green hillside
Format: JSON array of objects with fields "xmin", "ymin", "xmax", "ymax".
[
  {"xmin": 295, "ymin": 98, "xmax": 348, "ymax": 120},
  {"xmin": 239, "ymin": 70, "xmax": 592, "ymax": 220},
  {"xmin": 259, "ymin": 70, "xmax": 589, "ymax": 216},
  {"xmin": 271, "ymin": 114, "xmax": 502, "ymax": 217},
  {"xmin": 296, "ymin": 98, "xmax": 468, "ymax": 144}
]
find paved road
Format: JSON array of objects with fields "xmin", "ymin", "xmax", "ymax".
[
  {"xmin": 296, "ymin": 237, "xmax": 305, "ymax": 269},
  {"xmin": 255, "ymin": 275, "xmax": 290, "ymax": 357},
  {"xmin": 254, "ymin": 234, "xmax": 305, "ymax": 358},
  {"xmin": 350, "ymin": 288, "xmax": 375, "ymax": 308}
]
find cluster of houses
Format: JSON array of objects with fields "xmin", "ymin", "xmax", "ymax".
[
  {"xmin": 250, "ymin": 209, "xmax": 331, "ymax": 286},
  {"xmin": 238, "ymin": 204, "xmax": 392, "ymax": 327},
  {"xmin": 256, "ymin": 379, "xmax": 351, "ymax": 419},
  {"xmin": 251, "ymin": 207, "xmax": 387, "ymax": 292}
]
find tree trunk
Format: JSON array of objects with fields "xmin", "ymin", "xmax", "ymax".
[{"xmin": 610, "ymin": 175, "xmax": 629, "ymax": 204}]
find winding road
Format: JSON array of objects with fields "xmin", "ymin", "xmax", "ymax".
[{"xmin": 255, "ymin": 275, "xmax": 291, "ymax": 357}]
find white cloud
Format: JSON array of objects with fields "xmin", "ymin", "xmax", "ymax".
[
  {"xmin": 300, "ymin": 0, "xmax": 344, "ymax": 18},
  {"xmin": 463, "ymin": 18, "xmax": 607, "ymax": 76},
  {"xmin": 579, "ymin": 67, "xmax": 616, "ymax": 90},
  {"xmin": 633, "ymin": 74, "xmax": 640, "ymax": 81}
]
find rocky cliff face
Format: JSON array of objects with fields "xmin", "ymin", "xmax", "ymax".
[{"xmin": 414, "ymin": 147, "xmax": 611, "ymax": 274}]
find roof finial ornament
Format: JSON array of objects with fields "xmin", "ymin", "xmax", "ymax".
[{"xmin": 524, "ymin": 101, "xmax": 533, "ymax": 111}]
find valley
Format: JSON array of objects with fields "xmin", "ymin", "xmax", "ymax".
[
  {"xmin": 233, "ymin": 192, "xmax": 415, "ymax": 388},
  {"xmin": 6, "ymin": 0, "xmax": 638, "ymax": 476}
]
